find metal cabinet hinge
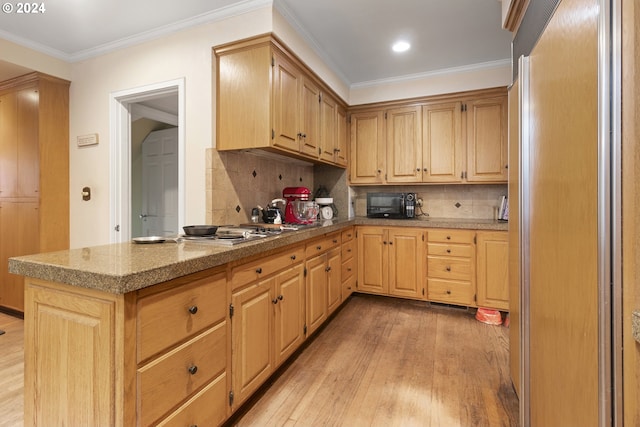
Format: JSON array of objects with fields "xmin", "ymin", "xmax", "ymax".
[
  {"xmin": 303, "ymin": 324, "xmax": 308, "ymax": 336},
  {"xmin": 422, "ymin": 288, "xmax": 425, "ymax": 296},
  {"xmin": 473, "ymin": 235, "xmax": 476, "ymax": 245},
  {"xmin": 271, "ymin": 56, "xmax": 275, "ymax": 67},
  {"xmin": 271, "ymin": 129, "xmax": 275, "ymax": 140},
  {"xmin": 229, "ymin": 303, "xmax": 234, "ymax": 318},
  {"xmin": 229, "ymin": 390, "xmax": 234, "ymax": 406},
  {"xmin": 304, "ymin": 267, "xmax": 307, "ymax": 277},
  {"xmin": 384, "ymin": 112, "xmax": 387, "ymax": 119}
]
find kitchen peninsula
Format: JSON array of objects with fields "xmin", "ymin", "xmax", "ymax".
[{"xmin": 10, "ymin": 217, "xmax": 506, "ymax": 427}]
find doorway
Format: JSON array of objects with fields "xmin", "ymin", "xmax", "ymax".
[{"xmin": 109, "ymin": 79, "xmax": 185, "ymax": 243}]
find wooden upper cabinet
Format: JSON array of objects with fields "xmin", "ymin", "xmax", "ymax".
[
  {"xmin": 299, "ymin": 77, "xmax": 320, "ymax": 157},
  {"xmin": 214, "ymin": 34, "xmax": 347, "ymax": 167},
  {"xmin": 466, "ymin": 95, "xmax": 508, "ymax": 182},
  {"xmin": 386, "ymin": 106, "xmax": 422, "ymax": 183},
  {"xmin": 349, "ymin": 110, "xmax": 385, "ymax": 184},
  {"xmin": 0, "ymin": 88, "xmax": 39, "ymax": 198},
  {"xmin": 422, "ymin": 101, "xmax": 463, "ymax": 183},
  {"xmin": 319, "ymin": 92, "xmax": 337, "ymax": 162},
  {"xmin": 272, "ymin": 52, "xmax": 302, "ymax": 153},
  {"xmin": 335, "ymin": 105, "xmax": 348, "ymax": 167}
]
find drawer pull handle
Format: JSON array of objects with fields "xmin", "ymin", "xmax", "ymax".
[
  {"xmin": 446, "ymin": 249, "xmax": 451, "ymax": 253},
  {"xmin": 291, "ymin": 255, "xmax": 296, "ymax": 260},
  {"xmin": 333, "ymin": 239, "xmax": 338, "ymax": 243},
  {"xmin": 188, "ymin": 306, "xmax": 198, "ymax": 315},
  {"xmin": 317, "ymin": 245, "xmax": 322, "ymax": 250},
  {"xmin": 446, "ymin": 266, "xmax": 451, "ymax": 272},
  {"xmin": 188, "ymin": 365, "xmax": 198, "ymax": 375},
  {"xmin": 256, "ymin": 267, "xmax": 263, "ymax": 274}
]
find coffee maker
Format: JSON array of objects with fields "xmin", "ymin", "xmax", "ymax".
[{"xmin": 283, "ymin": 186, "xmax": 311, "ymax": 224}]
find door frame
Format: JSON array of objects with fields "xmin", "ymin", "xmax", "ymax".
[{"xmin": 109, "ymin": 78, "xmax": 185, "ymax": 243}]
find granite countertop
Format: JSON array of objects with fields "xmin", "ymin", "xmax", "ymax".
[{"xmin": 9, "ymin": 216, "xmax": 508, "ymax": 295}]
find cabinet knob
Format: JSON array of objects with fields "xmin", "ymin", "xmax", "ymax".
[
  {"xmin": 317, "ymin": 245, "xmax": 322, "ymax": 250},
  {"xmin": 383, "ymin": 241, "xmax": 387, "ymax": 245},
  {"xmin": 334, "ymin": 148, "xmax": 341, "ymax": 153},
  {"xmin": 333, "ymin": 239, "xmax": 338, "ymax": 243},
  {"xmin": 188, "ymin": 365, "xmax": 198, "ymax": 375},
  {"xmin": 256, "ymin": 267, "xmax": 263, "ymax": 274},
  {"xmin": 423, "ymin": 168, "xmax": 428, "ymax": 172},
  {"xmin": 278, "ymin": 295, "xmax": 284, "ymax": 300},
  {"xmin": 272, "ymin": 298, "xmax": 279, "ymax": 304},
  {"xmin": 446, "ymin": 266, "xmax": 451, "ymax": 272},
  {"xmin": 446, "ymin": 249, "xmax": 451, "ymax": 254},
  {"xmin": 325, "ymin": 266, "xmax": 331, "ymax": 272},
  {"xmin": 291, "ymin": 255, "xmax": 296, "ymax": 260},
  {"xmin": 347, "ymin": 268, "xmax": 352, "ymax": 272},
  {"xmin": 416, "ymin": 168, "xmax": 421, "ymax": 172},
  {"xmin": 188, "ymin": 306, "xmax": 198, "ymax": 315},
  {"xmin": 389, "ymin": 241, "xmax": 393, "ymax": 245},
  {"xmin": 377, "ymin": 169, "xmax": 382, "ymax": 174},
  {"xmin": 347, "ymin": 249, "xmax": 352, "ymax": 253},
  {"xmin": 446, "ymin": 290, "xmax": 452, "ymax": 295},
  {"xmin": 446, "ymin": 236, "xmax": 451, "ymax": 240}
]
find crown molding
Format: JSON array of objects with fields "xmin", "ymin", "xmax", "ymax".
[{"xmin": 0, "ymin": 0, "xmax": 273, "ymax": 63}]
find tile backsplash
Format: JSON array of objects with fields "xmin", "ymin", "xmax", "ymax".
[
  {"xmin": 206, "ymin": 148, "xmax": 507, "ymax": 224},
  {"xmin": 351, "ymin": 184, "xmax": 508, "ymax": 220},
  {"xmin": 206, "ymin": 149, "xmax": 315, "ymax": 225}
]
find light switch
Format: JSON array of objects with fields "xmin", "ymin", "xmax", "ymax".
[{"xmin": 77, "ymin": 133, "xmax": 99, "ymax": 147}]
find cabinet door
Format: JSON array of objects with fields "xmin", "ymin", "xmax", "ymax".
[
  {"xmin": 305, "ymin": 254, "xmax": 327, "ymax": 336},
  {"xmin": 319, "ymin": 93, "xmax": 337, "ymax": 162},
  {"xmin": 0, "ymin": 201, "xmax": 39, "ymax": 312},
  {"xmin": 357, "ymin": 227, "xmax": 388, "ymax": 294},
  {"xmin": 231, "ymin": 279, "xmax": 274, "ymax": 408},
  {"xmin": 476, "ymin": 231, "xmax": 509, "ymax": 311},
  {"xmin": 465, "ymin": 95, "xmax": 508, "ymax": 182},
  {"xmin": 388, "ymin": 228, "xmax": 425, "ymax": 299},
  {"xmin": 326, "ymin": 247, "xmax": 342, "ymax": 314},
  {"xmin": 386, "ymin": 106, "xmax": 422, "ymax": 183},
  {"xmin": 274, "ymin": 264, "xmax": 305, "ymax": 366},
  {"xmin": 17, "ymin": 88, "xmax": 39, "ymax": 197},
  {"xmin": 0, "ymin": 92, "xmax": 18, "ymax": 196},
  {"xmin": 349, "ymin": 111, "xmax": 385, "ymax": 184},
  {"xmin": 299, "ymin": 78, "xmax": 320, "ymax": 157},
  {"xmin": 422, "ymin": 102, "xmax": 463, "ymax": 183},
  {"xmin": 335, "ymin": 105, "xmax": 348, "ymax": 166},
  {"xmin": 272, "ymin": 53, "xmax": 302, "ymax": 152}
]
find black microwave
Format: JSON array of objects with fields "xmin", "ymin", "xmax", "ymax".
[{"xmin": 366, "ymin": 192, "xmax": 416, "ymax": 219}]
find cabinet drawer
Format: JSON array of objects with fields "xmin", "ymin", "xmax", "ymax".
[
  {"xmin": 231, "ymin": 244, "xmax": 304, "ymax": 290},
  {"xmin": 428, "ymin": 229, "xmax": 475, "ymax": 244},
  {"xmin": 427, "ymin": 256, "xmax": 472, "ymax": 281},
  {"xmin": 427, "ymin": 278, "xmax": 475, "ymax": 306},
  {"xmin": 341, "ymin": 256, "xmax": 355, "ymax": 281},
  {"xmin": 305, "ymin": 232, "xmax": 341, "ymax": 258},
  {"xmin": 341, "ymin": 227, "xmax": 355, "ymax": 243},
  {"xmin": 156, "ymin": 372, "xmax": 227, "ymax": 427},
  {"xmin": 137, "ymin": 272, "xmax": 227, "ymax": 362},
  {"xmin": 342, "ymin": 238, "xmax": 356, "ymax": 260},
  {"xmin": 138, "ymin": 323, "xmax": 227, "ymax": 427},
  {"xmin": 342, "ymin": 274, "xmax": 356, "ymax": 299},
  {"xmin": 427, "ymin": 243, "xmax": 472, "ymax": 258}
]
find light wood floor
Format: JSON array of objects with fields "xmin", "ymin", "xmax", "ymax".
[
  {"xmin": 0, "ymin": 311, "xmax": 24, "ymax": 427},
  {"xmin": 230, "ymin": 294, "xmax": 519, "ymax": 427},
  {"xmin": 0, "ymin": 295, "xmax": 518, "ymax": 427}
]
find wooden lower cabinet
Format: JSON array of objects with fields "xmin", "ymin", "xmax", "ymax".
[
  {"xmin": 341, "ymin": 227, "xmax": 356, "ymax": 300},
  {"xmin": 427, "ymin": 229, "xmax": 476, "ymax": 306},
  {"xmin": 23, "ymin": 267, "xmax": 230, "ymax": 427},
  {"xmin": 356, "ymin": 226, "xmax": 425, "ymax": 299},
  {"xmin": 476, "ymin": 231, "xmax": 509, "ymax": 310},
  {"xmin": 0, "ymin": 201, "xmax": 39, "ymax": 311},
  {"xmin": 305, "ymin": 245, "xmax": 341, "ymax": 336}
]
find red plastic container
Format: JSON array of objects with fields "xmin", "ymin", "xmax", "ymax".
[{"xmin": 475, "ymin": 308, "xmax": 502, "ymax": 325}]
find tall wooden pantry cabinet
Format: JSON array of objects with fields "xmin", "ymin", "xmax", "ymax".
[{"xmin": 0, "ymin": 72, "xmax": 70, "ymax": 313}]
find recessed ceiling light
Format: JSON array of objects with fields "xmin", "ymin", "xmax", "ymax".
[{"xmin": 392, "ymin": 41, "xmax": 411, "ymax": 53}]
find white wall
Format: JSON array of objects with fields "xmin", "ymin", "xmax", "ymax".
[
  {"xmin": 69, "ymin": 7, "xmax": 272, "ymax": 248},
  {"xmin": 0, "ymin": 39, "xmax": 71, "ymax": 80}
]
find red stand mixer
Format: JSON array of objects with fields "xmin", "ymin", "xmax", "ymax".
[{"xmin": 283, "ymin": 187, "xmax": 315, "ymax": 224}]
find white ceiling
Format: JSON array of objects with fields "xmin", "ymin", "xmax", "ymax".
[{"xmin": 0, "ymin": 0, "xmax": 512, "ymax": 86}]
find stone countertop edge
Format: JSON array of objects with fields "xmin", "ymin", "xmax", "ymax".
[
  {"xmin": 9, "ymin": 217, "xmax": 507, "ymax": 295},
  {"xmin": 633, "ymin": 311, "xmax": 640, "ymax": 344}
]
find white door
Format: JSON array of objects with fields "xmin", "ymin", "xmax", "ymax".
[{"xmin": 141, "ymin": 128, "xmax": 178, "ymax": 236}]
